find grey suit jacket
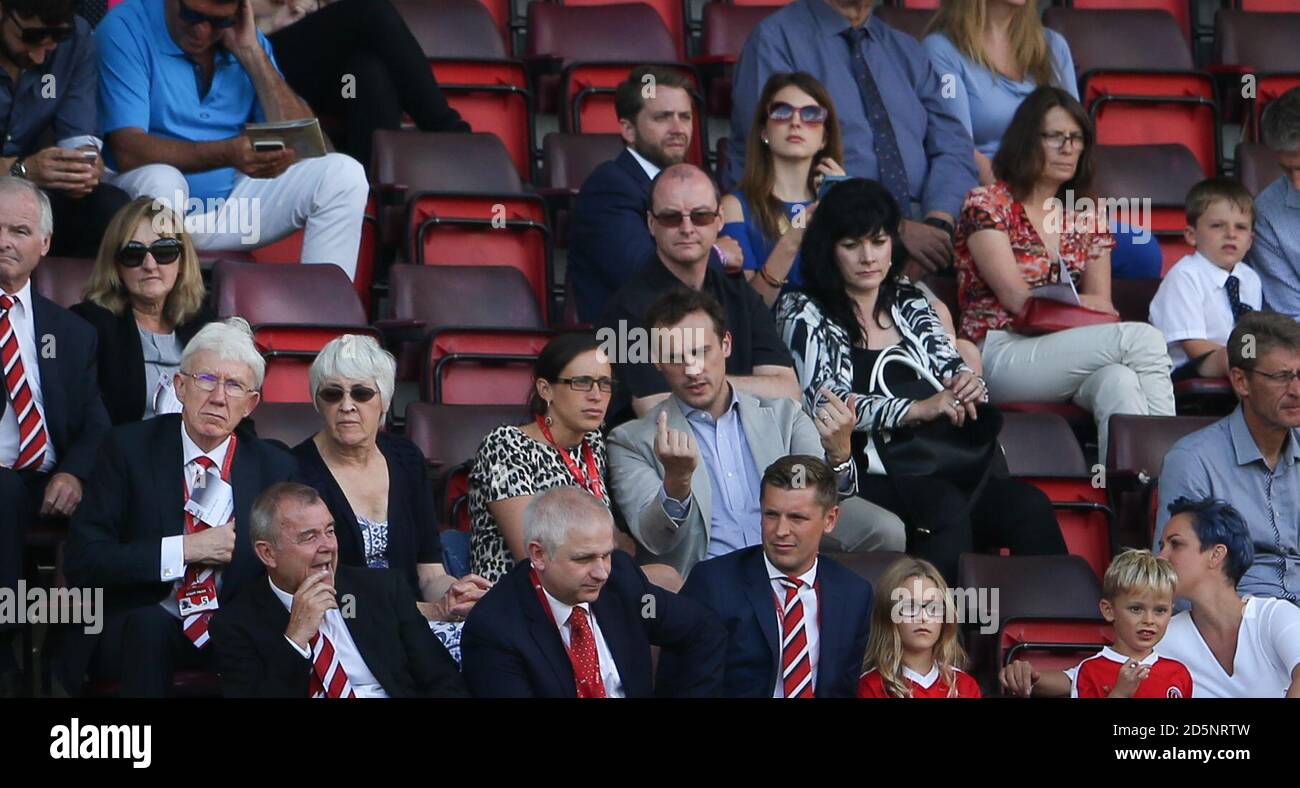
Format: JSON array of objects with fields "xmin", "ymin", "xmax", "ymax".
[{"xmin": 608, "ymin": 391, "xmax": 897, "ymax": 577}]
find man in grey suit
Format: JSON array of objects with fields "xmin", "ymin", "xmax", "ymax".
[{"xmin": 607, "ymin": 288, "xmax": 904, "ymax": 578}]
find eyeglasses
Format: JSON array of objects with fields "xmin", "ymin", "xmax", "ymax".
[
  {"xmin": 116, "ymin": 238, "xmax": 183, "ymax": 267},
  {"xmin": 555, "ymin": 376, "xmax": 616, "ymax": 393},
  {"xmin": 316, "ymin": 384, "xmax": 379, "ymax": 404},
  {"xmin": 651, "ymin": 209, "xmax": 719, "ymax": 228},
  {"xmin": 767, "ymin": 102, "xmax": 828, "ymax": 125},
  {"xmin": 6, "ymin": 11, "xmax": 73, "ymax": 44},
  {"xmin": 1040, "ymin": 131, "xmax": 1087, "ymax": 151},
  {"xmin": 176, "ymin": 0, "xmax": 238, "ymax": 29},
  {"xmin": 1249, "ymin": 367, "xmax": 1300, "ymax": 386},
  {"xmin": 180, "ymin": 371, "xmax": 254, "ymax": 399}
]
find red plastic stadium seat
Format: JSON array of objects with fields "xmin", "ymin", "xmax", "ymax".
[
  {"xmin": 1063, "ymin": 0, "xmax": 1193, "ymax": 44},
  {"xmin": 1092, "ymin": 143, "xmax": 1205, "ymax": 274},
  {"xmin": 405, "ymin": 401, "xmax": 530, "ymax": 530},
  {"xmin": 558, "ymin": 0, "xmax": 688, "ymax": 60},
  {"xmin": 889, "ymin": 0, "xmax": 939, "ymax": 8},
  {"xmin": 1045, "ymin": 8, "xmax": 1220, "ymax": 176},
  {"xmin": 826, "ymin": 551, "xmax": 908, "ymax": 590},
  {"xmin": 1111, "ymin": 277, "xmax": 1161, "ymax": 324},
  {"xmin": 540, "ymin": 132, "xmax": 625, "ymax": 248},
  {"xmin": 958, "ymin": 554, "xmax": 1107, "ymax": 691},
  {"xmin": 1236, "ymin": 0, "xmax": 1300, "ymax": 11},
  {"xmin": 31, "ymin": 257, "xmax": 94, "ymax": 309},
  {"xmin": 999, "ymin": 412, "xmax": 1112, "ymax": 581},
  {"xmin": 1173, "ymin": 377, "xmax": 1237, "ymax": 416},
  {"xmin": 249, "ymin": 402, "xmax": 321, "ymax": 448},
  {"xmin": 697, "ymin": 3, "xmax": 778, "ymax": 116},
  {"xmin": 873, "ymin": 6, "xmax": 934, "ymax": 40},
  {"xmin": 212, "ymin": 260, "xmax": 379, "ymax": 403},
  {"xmin": 1214, "ymin": 10, "xmax": 1300, "ymax": 142},
  {"xmin": 997, "ymin": 401, "xmax": 1093, "ymax": 434},
  {"xmin": 729, "ymin": 0, "xmax": 793, "ymax": 6},
  {"xmin": 1105, "ymin": 414, "xmax": 1217, "ymax": 544},
  {"xmin": 1235, "ymin": 142, "xmax": 1282, "ymax": 195}
]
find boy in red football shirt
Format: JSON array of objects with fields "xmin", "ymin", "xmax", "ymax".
[{"xmin": 1066, "ymin": 550, "xmax": 1194, "ymax": 698}]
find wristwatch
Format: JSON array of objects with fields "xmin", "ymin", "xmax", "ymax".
[
  {"xmin": 9, "ymin": 157, "xmax": 26, "ymax": 178},
  {"xmin": 922, "ymin": 215, "xmax": 955, "ymax": 238}
]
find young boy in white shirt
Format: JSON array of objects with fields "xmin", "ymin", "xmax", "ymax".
[{"xmin": 1149, "ymin": 178, "xmax": 1262, "ymax": 380}]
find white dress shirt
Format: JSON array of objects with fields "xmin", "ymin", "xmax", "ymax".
[
  {"xmin": 1149, "ymin": 251, "xmax": 1263, "ymax": 367},
  {"xmin": 270, "ymin": 577, "xmax": 389, "ymax": 698},
  {"xmin": 764, "ymin": 553, "xmax": 820, "ymax": 698},
  {"xmin": 0, "ymin": 279, "xmax": 56, "ymax": 472},
  {"xmin": 157, "ymin": 423, "xmax": 233, "ymax": 617},
  {"xmin": 540, "ymin": 585, "xmax": 625, "ymax": 698},
  {"xmin": 626, "ymin": 146, "xmax": 661, "ymax": 181}
]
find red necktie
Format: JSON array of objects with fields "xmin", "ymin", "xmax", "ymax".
[
  {"xmin": 0, "ymin": 293, "xmax": 48, "ymax": 471},
  {"xmin": 778, "ymin": 577, "xmax": 814, "ymax": 698},
  {"xmin": 178, "ymin": 456, "xmax": 219, "ymax": 648},
  {"xmin": 308, "ymin": 631, "xmax": 357, "ymax": 699},
  {"xmin": 567, "ymin": 607, "xmax": 607, "ymax": 699}
]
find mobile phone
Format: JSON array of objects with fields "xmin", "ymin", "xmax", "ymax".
[
  {"xmin": 79, "ymin": 149, "xmax": 99, "ymax": 162},
  {"xmin": 252, "ymin": 139, "xmax": 286, "ymax": 153},
  {"xmin": 816, "ymin": 174, "xmax": 851, "ymax": 201}
]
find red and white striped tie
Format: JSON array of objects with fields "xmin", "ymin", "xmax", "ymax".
[
  {"xmin": 0, "ymin": 293, "xmax": 48, "ymax": 471},
  {"xmin": 778, "ymin": 577, "xmax": 814, "ymax": 699},
  {"xmin": 179, "ymin": 456, "xmax": 218, "ymax": 648},
  {"xmin": 308, "ymin": 632, "xmax": 357, "ymax": 699}
]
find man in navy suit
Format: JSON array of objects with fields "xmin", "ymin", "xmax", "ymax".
[
  {"xmin": 657, "ymin": 455, "xmax": 874, "ymax": 698},
  {"xmin": 567, "ymin": 65, "xmax": 743, "ymax": 323},
  {"xmin": 0, "ymin": 176, "xmax": 110, "ymax": 685},
  {"xmin": 461, "ymin": 485, "xmax": 725, "ymax": 697}
]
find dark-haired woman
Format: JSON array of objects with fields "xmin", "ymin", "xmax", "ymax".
[
  {"xmin": 776, "ymin": 178, "xmax": 1064, "ymax": 583},
  {"xmin": 468, "ymin": 333, "xmax": 615, "ymax": 585},
  {"xmin": 720, "ymin": 72, "xmax": 846, "ymax": 307},
  {"xmin": 955, "ymin": 86, "xmax": 1173, "ymax": 461}
]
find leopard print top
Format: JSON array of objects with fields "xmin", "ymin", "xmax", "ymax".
[{"xmin": 468, "ymin": 424, "xmax": 609, "ymax": 583}]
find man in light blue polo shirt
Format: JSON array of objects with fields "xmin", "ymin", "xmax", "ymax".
[
  {"xmin": 1250, "ymin": 88, "xmax": 1300, "ymax": 320},
  {"xmin": 95, "ymin": 0, "xmax": 368, "ymax": 279}
]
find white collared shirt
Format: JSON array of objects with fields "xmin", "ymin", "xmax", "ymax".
[
  {"xmin": 157, "ymin": 423, "xmax": 234, "ymax": 617},
  {"xmin": 270, "ymin": 576, "xmax": 389, "ymax": 698},
  {"xmin": 1149, "ymin": 251, "xmax": 1263, "ymax": 367},
  {"xmin": 764, "ymin": 553, "xmax": 820, "ymax": 698},
  {"xmin": 0, "ymin": 279, "xmax": 56, "ymax": 472},
  {"xmin": 626, "ymin": 146, "xmax": 661, "ymax": 181},
  {"xmin": 540, "ymin": 585, "xmax": 625, "ymax": 698}
]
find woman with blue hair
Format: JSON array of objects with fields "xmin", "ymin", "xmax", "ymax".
[{"xmin": 1157, "ymin": 497, "xmax": 1300, "ymax": 698}]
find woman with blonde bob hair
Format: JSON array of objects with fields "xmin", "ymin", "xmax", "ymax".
[
  {"xmin": 858, "ymin": 556, "xmax": 981, "ymax": 698},
  {"xmin": 72, "ymin": 196, "xmax": 212, "ymax": 425}
]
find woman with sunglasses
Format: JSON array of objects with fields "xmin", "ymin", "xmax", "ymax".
[
  {"xmin": 955, "ymin": 87, "xmax": 1173, "ymax": 461},
  {"xmin": 71, "ymin": 196, "xmax": 213, "ymax": 425},
  {"xmin": 292, "ymin": 334, "xmax": 491, "ymax": 640},
  {"xmin": 720, "ymin": 72, "xmax": 845, "ymax": 308}
]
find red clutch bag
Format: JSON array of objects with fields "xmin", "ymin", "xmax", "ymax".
[{"xmin": 1011, "ymin": 297, "xmax": 1120, "ymax": 337}]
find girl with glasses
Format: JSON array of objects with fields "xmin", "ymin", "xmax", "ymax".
[{"xmin": 72, "ymin": 196, "xmax": 213, "ymax": 424}]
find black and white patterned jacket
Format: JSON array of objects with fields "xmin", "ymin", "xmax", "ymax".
[{"xmin": 775, "ymin": 281, "xmax": 974, "ymax": 472}]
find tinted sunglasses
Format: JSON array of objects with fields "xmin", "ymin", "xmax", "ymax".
[
  {"xmin": 7, "ymin": 11, "xmax": 73, "ymax": 44},
  {"xmin": 176, "ymin": 0, "xmax": 238, "ymax": 29},
  {"xmin": 652, "ymin": 209, "xmax": 719, "ymax": 228},
  {"xmin": 116, "ymin": 238, "xmax": 183, "ymax": 267},
  {"xmin": 768, "ymin": 102, "xmax": 828, "ymax": 125},
  {"xmin": 317, "ymin": 385, "xmax": 379, "ymax": 404}
]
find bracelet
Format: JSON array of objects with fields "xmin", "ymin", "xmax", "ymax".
[
  {"xmin": 758, "ymin": 265, "xmax": 786, "ymax": 288},
  {"xmin": 923, "ymin": 216, "xmax": 955, "ymax": 238}
]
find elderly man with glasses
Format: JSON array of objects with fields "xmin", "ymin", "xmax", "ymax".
[
  {"xmin": 63, "ymin": 317, "xmax": 298, "ymax": 696},
  {"xmin": 1157, "ymin": 311, "xmax": 1300, "ymax": 606}
]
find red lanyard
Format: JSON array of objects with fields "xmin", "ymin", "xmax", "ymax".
[
  {"xmin": 530, "ymin": 567, "xmax": 607, "ymax": 698},
  {"xmin": 535, "ymin": 415, "xmax": 606, "ymax": 502},
  {"xmin": 183, "ymin": 434, "xmax": 238, "ymax": 524}
]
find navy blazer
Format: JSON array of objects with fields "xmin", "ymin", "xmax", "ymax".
[
  {"xmin": 658, "ymin": 546, "xmax": 873, "ymax": 698},
  {"xmin": 0, "ymin": 291, "xmax": 111, "ymax": 481},
  {"xmin": 567, "ymin": 149, "xmax": 655, "ymax": 324},
  {"xmin": 461, "ymin": 550, "xmax": 726, "ymax": 698}
]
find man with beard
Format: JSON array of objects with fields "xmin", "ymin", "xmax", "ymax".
[
  {"xmin": 0, "ymin": 0, "xmax": 130, "ymax": 257},
  {"xmin": 567, "ymin": 65, "xmax": 743, "ymax": 323}
]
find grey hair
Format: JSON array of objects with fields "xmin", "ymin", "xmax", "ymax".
[
  {"xmin": 1262, "ymin": 87, "xmax": 1300, "ymax": 154},
  {"xmin": 308, "ymin": 334, "xmax": 396, "ymax": 414},
  {"xmin": 180, "ymin": 316, "xmax": 266, "ymax": 389},
  {"xmin": 250, "ymin": 482, "xmax": 324, "ymax": 548},
  {"xmin": 0, "ymin": 176, "xmax": 53, "ymax": 238},
  {"xmin": 523, "ymin": 486, "xmax": 613, "ymax": 555}
]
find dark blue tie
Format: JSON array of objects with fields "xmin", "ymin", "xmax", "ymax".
[
  {"xmin": 1225, "ymin": 274, "xmax": 1253, "ymax": 322},
  {"xmin": 841, "ymin": 26, "xmax": 912, "ymax": 218}
]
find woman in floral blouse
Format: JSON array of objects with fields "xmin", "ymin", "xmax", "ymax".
[{"xmin": 954, "ymin": 86, "xmax": 1174, "ymax": 460}]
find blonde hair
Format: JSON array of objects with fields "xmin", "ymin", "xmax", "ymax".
[
  {"xmin": 83, "ymin": 196, "xmax": 205, "ymax": 328},
  {"xmin": 927, "ymin": 0, "xmax": 1057, "ymax": 90},
  {"xmin": 862, "ymin": 557, "xmax": 968, "ymax": 698},
  {"xmin": 1102, "ymin": 549, "xmax": 1177, "ymax": 601}
]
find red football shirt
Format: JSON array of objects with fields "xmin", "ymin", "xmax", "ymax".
[
  {"xmin": 858, "ymin": 666, "xmax": 982, "ymax": 698},
  {"xmin": 1069, "ymin": 647, "xmax": 1194, "ymax": 698}
]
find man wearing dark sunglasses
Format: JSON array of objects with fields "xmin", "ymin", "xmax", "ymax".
[
  {"xmin": 95, "ymin": 0, "xmax": 369, "ymax": 280},
  {"xmin": 0, "ymin": 0, "xmax": 131, "ymax": 257}
]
